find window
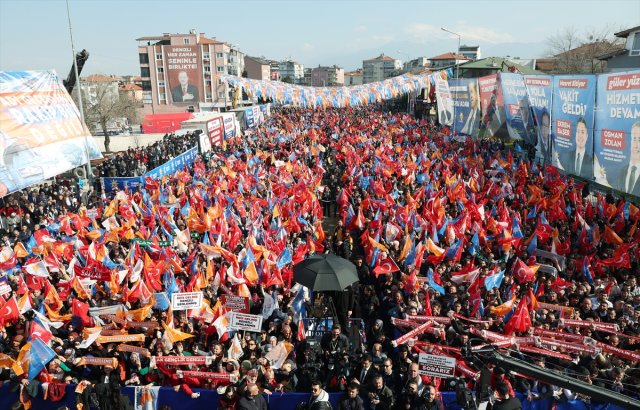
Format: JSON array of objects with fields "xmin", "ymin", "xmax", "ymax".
[
  {"xmin": 159, "ymin": 93, "xmax": 166, "ymax": 100},
  {"xmin": 218, "ymin": 92, "xmax": 225, "ymax": 99},
  {"xmin": 204, "ymin": 65, "xmax": 211, "ymax": 72},
  {"xmin": 631, "ymin": 33, "xmax": 640, "ymax": 56},
  {"xmin": 158, "ymin": 80, "xmax": 165, "ymax": 87},
  {"xmin": 157, "ymin": 67, "xmax": 164, "ymax": 73},
  {"xmin": 139, "ymin": 53, "xmax": 149, "ymax": 64},
  {"xmin": 141, "ymin": 67, "xmax": 150, "ymax": 77},
  {"xmin": 218, "ymin": 78, "xmax": 223, "ymax": 85},
  {"xmin": 141, "ymin": 81, "xmax": 152, "ymax": 91},
  {"xmin": 143, "ymin": 94, "xmax": 152, "ymax": 104},
  {"xmin": 217, "ymin": 66, "xmax": 225, "ymax": 72},
  {"xmin": 216, "ymin": 52, "xmax": 224, "ymax": 58},
  {"xmin": 156, "ymin": 53, "xmax": 163, "ymax": 60},
  {"xmin": 183, "ymin": 38, "xmax": 190, "ymax": 45},
  {"xmin": 206, "ymin": 92, "xmax": 212, "ymax": 99},
  {"xmin": 205, "ymin": 80, "xmax": 212, "ymax": 86},
  {"xmin": 203, "ymin": 52, "xmax": 210, "ymax": 59}
]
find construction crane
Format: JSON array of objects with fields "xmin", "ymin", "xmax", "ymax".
[{"xmin": 63, "ymin": 49, "xmax": 89, "ymax": 94}]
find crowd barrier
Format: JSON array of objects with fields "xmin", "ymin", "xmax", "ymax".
[{"xmin": 0, "ymin": 384, "xmax": 629, "ymax": 410}]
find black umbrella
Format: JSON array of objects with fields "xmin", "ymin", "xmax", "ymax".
[{"xmin": 292, "ymin": 254, "xmax": 359, "ymax": 291}]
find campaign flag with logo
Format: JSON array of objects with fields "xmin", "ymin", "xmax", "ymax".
[
  {"xmin": 449, "ymin": 78, "xmax": 482, "ymax": 137},
  {"xmin": 593, "ymin": 70, "xmax": 640, "ymax": 192},
  {"xmin": 551, "ymin": 75, "xmax": 596, "ymax": 179},
  {"xmin": 499, "ymin": 73, "xmax": 535, "ymax": 145},
  {"xmin": 524, "ymin": 75, "xmax": 554, "ymax": 165}
]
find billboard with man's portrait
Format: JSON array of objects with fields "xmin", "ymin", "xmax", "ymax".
[
  {"xmin": 499, "ymin": 73, "xmax": 536, "ymax": 145},
  {"xmin": 478, "ymin": 74, "xmax": 508, "ymax": 139},
  {"xmin": 448, "ymin": 78, "xmax": 482, "ymax": 137},
  {"xmin": 164, "ymin": 45, "xmax": 203, "ymax": 104},
  {"xmin": 551, "ymin": 75, "xmax": 596, "ymax": 180},
  {"xmin": 593, "ymin": 70, "xmax": 640, "ymax": 192},
  {"xmin": 524, "ymin": 75, "xmax": 554, "ymax": 166}
]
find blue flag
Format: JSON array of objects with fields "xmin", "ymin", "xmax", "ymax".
[
  {"xmin": 427, "ymin": 268, "xmax": 445, "ymax": 295},
  {"xmin": 484, "ymin": 270, "xmax": 504, "ymax": 291},
  {"xmin": 277, "ymin": 248, "xmax": 293, "ymax": 270},
  {"xmin": 28, "ymin": 337, "xmax": 57, "ymax": 380}
]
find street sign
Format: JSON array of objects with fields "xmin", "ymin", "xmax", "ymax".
[
  {"xmin": 228, "ymin": 312, "xmax": 262, "ymax": 332},
  {"xmin": 418, "ymin": 353, "xmax": 456, "ymax": 378}
]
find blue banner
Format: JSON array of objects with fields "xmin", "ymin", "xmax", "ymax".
[
  {"xmin": 552, "ymin": 75, "xmax": 596, "ymax": 179},
  {"xmin": 499, "ymin": 73, "xmax": 536, "ymax": 145},
  {"xmin": 245, "ymin": 107, "xmax": 255, "ymax": 128},
  {"xmin": 103, "ymin": 147, "xmax": 198, "ymax": 193},
  {"xmin": 449, "ymin": 78, "xmax": 481, "ymax": 137},
  {"xmin": 524, "ymin": 75, "xmax": 554, "ymax": 165},
  {"xmin": 593, "ymin": 70, "xmax": 640, "ymax": 192}
]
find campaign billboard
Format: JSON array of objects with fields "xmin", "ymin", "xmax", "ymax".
[
  {"xmin": 244, "ymin": 107, "xmax": 255, "ymax": 128},
  {"xmin": 448, "ymin": 78, "xmax": 482, "ymax": 137},
  {"xmin": 434, "ymin": 75, "xmax": 453, "ymax": 126},
  {"xmin": 478, "ymin": 74, "xmax": 508, "ymax": 139},
  {"xmin": 552, "ymin": 75, "xmax": 596, "ymax": 180},
  {"xmin": 524, "ymin": 75, "xmax": 554, "ymax": 165},
  {"xmin": 222, "ymin": 113, "xmax": 237, "ymax": 142},
  {"xmin": 0, "ymin": 70, "xmax": 102, "ymax": 196},
  {"xmin": 164, "ymin": 45, "xmax": 203, "ymax": 104},
  {"xmin": 499, "ymin": 73, "xmax": 536, "ymax": 145},
  {"xmin": 593, "ymin": 70, "xmax": 640, "ymax": 192}
]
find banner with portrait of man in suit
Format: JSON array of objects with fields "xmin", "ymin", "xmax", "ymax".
[
  {"xmin": 499, "ymin": 73, "xmax": 536, "ymax": 146},
  {"xmin": 434, "ymin": 74, "xmax": 454, "ymax": 127},
  {"xmin": 448, "ymin": 78, "xmax": 482, "ymax": 137},
  {"xmin": 552, "ymin": 75, "xmax": 596, "ymax": 180},
  {"xmin": 524, "ymin": 75, "xmax": 554, "ymax": 166},
  {"xmin": 164, "ymin": 45, "xmax": 203, "ymax": 104},
  {"xmin": 593, "ymin": 70, "xmax": 640, "ymax": 193},
  {"xmin": 478, "ymin": 74, "xmax": 509, "ymax": 139}
]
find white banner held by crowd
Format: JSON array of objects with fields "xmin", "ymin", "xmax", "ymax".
[
  {"xmin": 418, "ymin": 353, "xmax": 456, "ymax": 378},
  {"xmin": 171, "ymin": 292, "xmax": 203, "ymax": 311},
  {"xmin": 228, "ymin": 312, "xmax": 262, "ymax": 332}
]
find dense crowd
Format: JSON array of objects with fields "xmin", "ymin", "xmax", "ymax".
[{"xmin": 0, "ymin": 106, "xmax": 639, "ymax": 410}]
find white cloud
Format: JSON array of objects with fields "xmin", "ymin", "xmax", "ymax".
[
  {"xmin": 404, "ymin": 23, "xmax": 439, "ymax": 35},
  {"xmin": 302, "ymin": 43, "xmax": 315, "ymax": 52},
  {"xmin": 454, "ymin": 25, "xmax": 514, "ymax": 44},
  {"xmin": 353, "ymin": 25, "xmax": 367, "ymax": 32},
  {"xmin": 371, "ymin": 35, "xmax": 393, "ymax": 43}
]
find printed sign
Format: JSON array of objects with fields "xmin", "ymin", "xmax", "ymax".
[
  {"xmin": 132, "ymin": 239, "xmax": 171, "ymax": 247},
  {"xmin": 418, "ymin": 353, "xmax": 456, "ymax": 378},
  {"xmin": 165, "ymin": 45, "xmax": 203, "ymax": 104},
  {"xmin": 228, "ymin": 312, "xmax": 262, "ymax": 332},
  {"xmin": 449, "ymin": 78, "xmax": 481, "ymax": 137},
  {"xmin": 478, "ymin": 74, "xmax": 508, "ymax": 139},
  {"xmin": 0, "ymin": 70, "xmax": 103, "ymax": 196},
  {"xmin": 171, "ymin": 292, "xmax": 203, "ymax": 311},
  {"xmin": 524, "ymin": 75, "xmax": 554, "ymax": 165},
  {"xmin": 499, "ymin": 73, "xmax": 536, "ymax": 145},
  {"xmin": 435, "ymin": 75, "xmax": 454, "ymax": 126},
  {"xmin": 207, "ymin": 117, "xmax": 223, "ymax": 146},
  {"xmin": 221, "ymin": 294, "xmax": 250, "ymax": 313},
  {"xmin": 593, "ymin": 70, "xmax": 640, "ymax": 192},
  {"xmin": 0, "ymin": 277, "xmax": 11, "ymax": 296}
]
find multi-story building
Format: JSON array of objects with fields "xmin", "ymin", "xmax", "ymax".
[
  {"xmin": 279, "ymin": 60, "xmax": 305, "ymax": 84},
  {"xmin": 597, "ymin": 25, "xmax": 640, "ymax": 72},
  {"xmin": 404, "ymin": 57, "xmax": 430, "ymax": 71},
  {"xmin": 344, "ymin": 69, "xmax": 363, "ymax": 86},
  {"xmin": 78, "ymin": 74, "xmax": 120, "ymax": 105},
  {"xmin": 311, "ymin": 65, "xmax": 344, "ymax": 87},
  {"xmin": 303, "ymin": 68, "xmax": 312, "ymax": 86},
  {"xmin": 427, "ymin": 52, "xmax": 472, "ymax": 68},
  {"xmin": 363, "ymin": 54, "xmax": 402, "ymax": 83},
  {"xmin": 459, "ymin": 45, "xmax": 481, "ymax": 60},
  {"xmin": 136, "ymin": 30, "xmax": 244, "ymax": 114},
  {"xmin": 245, "ymin": 56, "xmax": 272, "ymax": 81}
]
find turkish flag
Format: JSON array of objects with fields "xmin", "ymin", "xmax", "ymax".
[
  {"xmin": 600, "ymin": 253, "xmax": 631, "ymax": 268},
  {"xmin": 0, "ymin": 296, "xmax": 19, "ymax": 326},
  {"xmin": 504, "ymin": 300, "xmax": 531, "ymax": 335},
  {"xmin": 512, "ymin": 258, "xmax": 536, "ymax": 284},
  {"xmin": 30, "ymin": 319, "xmax": 53, "ymax": 344},
  {"xmin": 373, "ymin": 257, "xmax": 400, "ymax": 276},
  {"xmin": 72, "ymin": 299, "xmax": 91, "ymax": 326}
]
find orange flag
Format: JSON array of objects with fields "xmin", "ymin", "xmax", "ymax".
[{"xmin": 490, "ymin": 294, "xmax": 517, "ymax": 317}]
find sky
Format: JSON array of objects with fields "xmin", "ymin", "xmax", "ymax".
[{"xmin": 1, "ymin": 0, "xmax": 639, "ymax": 78}]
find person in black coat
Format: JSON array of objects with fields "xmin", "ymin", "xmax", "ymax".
[
  {"xmin": 350, "ymin": 355, "xmax": 375, "ymax": 386},
  {"xmin": 332, "ymin": 285, "xmax": 355, "ymax": 333},
  {"xmin": 305, "ymin": 381, "xmax": 332, "ymax": 410},
  {"xmin": 238, "ymin": 384, "xmax": 268, "ymax": 410},
  {"xmin": 336, "ymin": 383, "xmax": 365, "ymax": 410}
]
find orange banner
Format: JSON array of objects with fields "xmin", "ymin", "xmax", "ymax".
[{"xmin": 96, "ymin": 334, "xmax": 145, "ymax": 344}]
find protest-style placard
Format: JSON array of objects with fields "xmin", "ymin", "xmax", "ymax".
[
  {"xmin": 221, "ymin": 295, "xmax": 250, "ymax": 313},
  {"xmin": 417, "ymin": 353, "xmax": 456, "ymax": 378},
  {"xmin": 228, "ymin": 312, "xmax": 262, "ymax": 332},
  {"xmin": 0, "ymin": 277, "xmax": 12, "ymax": 296},
  {"xmin": 171, "ymin": 292, "xmax": 203, "ymax": 311}
]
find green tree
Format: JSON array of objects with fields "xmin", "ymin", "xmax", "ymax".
[{"xmin": 282, "ymin": 76, "xmax": 294, "ymax": 84}]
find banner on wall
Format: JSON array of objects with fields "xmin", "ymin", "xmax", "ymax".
[
  {"xmin": 449, "ymin": 78, "xmax": 481, "ymax": 136},
  {"xmin": 165, "ymin": 45, "xmax": 203, "ymax": 104},
  {"xmin": 593, "ymin": 70, "xmax": 640, "ymax": 191},
  {"xmin": 524, "ymin": 75, "xmax": 554, "ymax": 165},
  {"xmin": 0, "ymin": 70, "xmax": 103, "ymax": 196},
  {"xmin": 552, "ymin": 75, "xmax": 596, "ymax": 180},
  {"xmin": 499, "ymin": 73, "xmax": 536, "ymax": 145},
  {"xmin": 103, "ymin": 147, "xmax": 198, "ymax": 193},
  {"xmin": 478, "ymin": 74, "xmax": 509, "ymax": 139},
  {"xmin": 435, "ymin": 76, "xmax": 453, "ymax": 126}
]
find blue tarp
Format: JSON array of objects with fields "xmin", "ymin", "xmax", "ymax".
[{"xmin": 0, "ymin": 384, "xmax": 629, "ymax": 410}]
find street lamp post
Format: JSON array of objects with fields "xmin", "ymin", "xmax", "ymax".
[
  {"xmin": 397, "ymin": 51, "xmax": 410, "ymax": 69},
  {"xmin": 441, "ymin": 27, "xmax": 461, "ymax": 132},
  {"xmin": 66, "ymin": 0, "xmax": 93, "ymax": 186}
]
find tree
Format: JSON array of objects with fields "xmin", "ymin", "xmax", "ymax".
[
  {"xmin": 281, "ymin": 76, "xmax": 294, "ymax": 84},
  {"xmin": 74, "ymin": 79, "xmax": 140, "ymax": 152},
  {"xmin": 544, "ymin": 23, "xmax": 625, "ymax": 74}
]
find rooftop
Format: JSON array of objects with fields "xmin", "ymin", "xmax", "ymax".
[
  {"xmin": 555, "ymin": 42, "xmax": 623, "ymax": 57},
  {"xmin": 459, "ymin": 58, "xmax": 543, "ymax": 74},
  {"xmin": 246, "ymin": 56, "xmax": 272, "ymax": 65},
  {"xmin": 365, "ymin": 54, "xmax": 398, "ymax": 62},
  {"xmin": 135, "ymin": 33, "xmax": 225, "ymax": 45},
  {"xmin": 428, "ymin": 52, "xmax": 473, "ymax": 61},
  {"xmin": 119, "ymin": 84, "xmax": 142, "ymax": 91},
  {"xmin": 615, "ymin": 25, "xmax": 640, "ymax": 38},
  {"xmin": 83, "ymin": 74, "xmax": 120, "ymax": 82}
]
